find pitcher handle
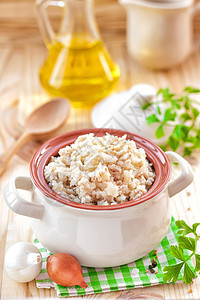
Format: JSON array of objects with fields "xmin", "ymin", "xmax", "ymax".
[
  {"xmin": 166, "ymin": 151, "xmax": 193, "ymax": 198},
  {"xmin": 34, "ymin": 0, "xmax": 65, "ymax": 47},
  {"xmin": 191, "ymin": 2, "xmax": 200, "ymax": 52},
  {"xmin": 3, "ymin": 176, "xmax": 45, "ymax": 220}
]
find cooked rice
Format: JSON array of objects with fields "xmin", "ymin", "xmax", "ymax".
[{"xmin": 44, "ymin": 133, "xmax": 155, "ymax": 205}]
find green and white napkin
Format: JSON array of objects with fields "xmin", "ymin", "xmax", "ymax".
[{"xmin": 34, "ymin": 217, "xmax": 194, "ymax": 297}]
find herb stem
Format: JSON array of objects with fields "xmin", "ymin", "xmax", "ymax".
[{"xmin": 186, "ymin": 253, "xmax": 194, "ymax": 262}]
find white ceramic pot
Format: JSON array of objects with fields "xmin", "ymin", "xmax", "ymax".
[
  {"xmin": 3, "ymin": 129, "xmax": 193, "ymax": 267},
  {"xmin": 119, "ymin": 0, "xmax": 200, "ymax": 69}
]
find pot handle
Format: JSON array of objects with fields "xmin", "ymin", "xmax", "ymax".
[
  {"xmin": 166, "ymin": 151, "xmax": 193, "ymax": 198},
  {"xmin": 3, "ymin": 176, "xmax": 45, "ymax": 220}
]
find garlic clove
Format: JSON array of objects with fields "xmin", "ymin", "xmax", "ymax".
[{"xmin": 5, "ymin": 242, "xmax": 42, "ymax": 283}]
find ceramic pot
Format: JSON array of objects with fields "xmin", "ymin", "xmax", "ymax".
[
  {"xmin": 119, "ymin": 0, "xmax": 200, "ymax": 69},
  {"xmin": 3, "ymin": 128, "xmax": 193, "ymax": 267}
]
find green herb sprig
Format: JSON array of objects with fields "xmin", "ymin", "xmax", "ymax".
[
  {"xmin": 142, "ymin": 87, "xmax": 200, "ymax": 156},
  {"xmin": 163, "ymin": 220, "xmax": 200, "ymax": 284}
]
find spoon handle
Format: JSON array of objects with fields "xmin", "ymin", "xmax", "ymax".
[{"xmin": 0, "ymin": 132, "xmax": 31, "ymax": 176}]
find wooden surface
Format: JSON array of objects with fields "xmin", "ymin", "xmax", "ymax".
[{"xmin": 1, "ymin": 0, "xmax": 200, "ymax": 299}]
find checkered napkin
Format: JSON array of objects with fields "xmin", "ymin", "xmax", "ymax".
[{"xmin": 34, "ymin": 217, "xmax": 194, "ymax": 297}]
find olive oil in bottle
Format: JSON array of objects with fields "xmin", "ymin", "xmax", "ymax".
[
  {"xmin": 35, "ymin": 0, "xmax": 120, "ymax": 108},
  {"xmin": 39, "ymin": 37, "xmax": 120, "ymax": 107}
]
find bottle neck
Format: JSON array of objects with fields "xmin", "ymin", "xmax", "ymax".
[{"xmin": 59, "ymin": 0, "xmax": 100, "ymax": 45}]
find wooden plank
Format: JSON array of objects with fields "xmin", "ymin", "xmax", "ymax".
[{"xmin": 0, "ymin": 0, "xmax": 126, "ymax": 45}]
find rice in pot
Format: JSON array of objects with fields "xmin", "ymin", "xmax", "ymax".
[{"xmin": 44, "ymin": 133, "xmax": 155, "ymax": 205}]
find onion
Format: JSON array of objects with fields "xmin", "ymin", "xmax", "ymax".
[{"xmin": 47, "ymin": 253, "xmax": 88, "ymax": 289}]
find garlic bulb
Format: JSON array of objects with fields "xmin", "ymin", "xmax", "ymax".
[{"xmin": 5, "ymin": 242, "xmax": 42, "ymax": 283}]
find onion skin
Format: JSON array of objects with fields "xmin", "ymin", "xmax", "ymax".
[{"xmin": 47, "ymin": 253, "xmax": 88, "ymax": 289}]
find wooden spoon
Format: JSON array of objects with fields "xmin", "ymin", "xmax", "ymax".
[{"xmin": 0, "ymin": 98, "xmax": 70, "ymax": 176}]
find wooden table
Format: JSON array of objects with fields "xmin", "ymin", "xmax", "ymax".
[{"xmin": 1, "ymin": 1, "xmax": 200, "ymax": 299}]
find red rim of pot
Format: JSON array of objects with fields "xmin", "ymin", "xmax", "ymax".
[{"xmin": 30, "ymin": 128, "xmax": 170, "ymax": 211}]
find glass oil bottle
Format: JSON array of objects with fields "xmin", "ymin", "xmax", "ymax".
[{"xmin": 35, "ymin": 0, "xmax": 120, "ymax": 108}]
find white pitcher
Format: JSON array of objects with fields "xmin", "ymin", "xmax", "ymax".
[{"xmin": 119, "ymin": 0, "xmax": 200, "ymax": 69}]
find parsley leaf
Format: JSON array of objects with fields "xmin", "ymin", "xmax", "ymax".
[
  {"xmin": 183, "ymin": 147, "xmax": 193, "ymax": 157},
  {"xmin": 176, "ymin": 220, "xmax": 193, "ymax": 236},
  {"xmin": 155, "ymin": 125, "xmax": 164, "ymax": 139},
  {"xmin": 182, "ymin": 263, "xmax": 196, "ymax": 284},
  {"xmin": 171, "ymin": 125, "xmax": 190, "ymax": 141},
  {"xmin": 169, "ymin": 245, "xmax": 185, "ymax": 262},
  {"xmin": 142, "ymin": 102, "xmax": 153, "ymax": 110},
  {"xmin": 194, "ymin": 254, "xmax": 200, "ymax": 272},
  {"xmin": 192, "ymin": 108, "xmax": 199, "ymax": 120},
  {"xmin": 163, "ymin": 108, "xmax": 177, "ymax": 122},
  {"xmin": 192, "ymin": 223, "xmax": 200, "ymax": 232},
  {"xmin": 159, "ymin": 144, "xmax": 167, "ymax": 152},
  {"xmin": 163, "ymin": 263, "xmax": 184, "ymax": 283},
  {"xmin": 142, "ymin": 87, "xmax": 200, "ymax": 155},
  {"xmin": 146, "ymin": 114, "xmax": 160, "ymax": 125},
  {"xmin": 157, "ymin": 105, "xmax": 162, "ymax": 115},
  {"xmin": 184, "ymin": 87, "xmax": 200, "ymax": 93},
  {"xmin": 180, "ymin": 113, "xmax": 192, "ymax": 122},
  {"xmin": 178, "ymin": 236, "xmax": 196, "ymax": 252},
  {"xmin": 163, "ymin": 220, "xmax": 200, "ymax": 284},
  {"xmin": 167, "ymin": 136, "xmax": 180, "ymax": 151}
]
